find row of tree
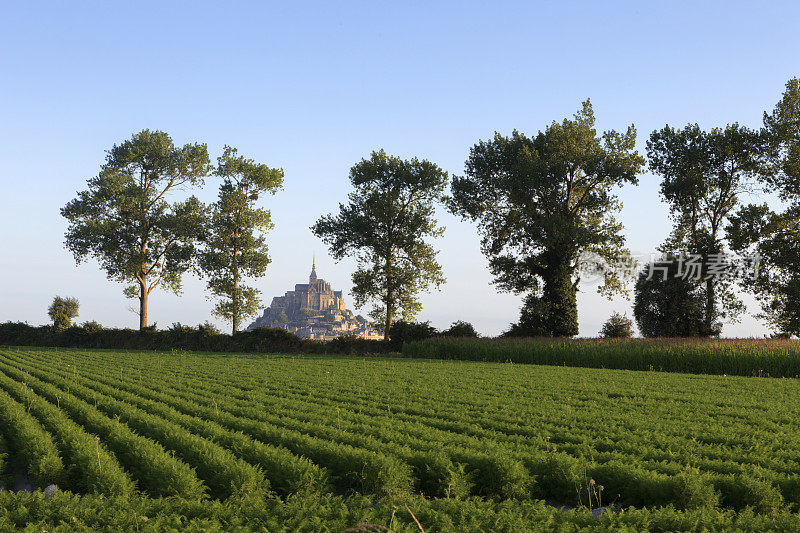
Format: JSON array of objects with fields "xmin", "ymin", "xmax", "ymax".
[
  {"xmin": 62, "ymin": 133, "xmax": 283, "ymax": 334},
  {"xmin": 314, "ymin": 77, "xmax": 800, "ymax": 338},
  {"xmin": 63, "ymin": 77, "xmax": 800, "ymax": 338}
]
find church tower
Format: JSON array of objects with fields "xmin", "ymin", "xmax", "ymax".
[{"xmin": 309, "ymin": 255, "xmax": 317, "ymax": 285}]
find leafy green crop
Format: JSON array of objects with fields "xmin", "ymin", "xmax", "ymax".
[{"xmin": 2, "ymin": 345, "xmax": 800, "ymax": 524}]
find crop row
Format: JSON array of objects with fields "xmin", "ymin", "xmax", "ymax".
[
  {"xmin": 0, "ymin": 360, "xmax": 270, "ymax": 500},
  {"xmin": 0, "ymin": 351, "xmax": 411, "ymax": 498},
  {"xmin": 4, "ymin": 348, "xmax": 800, "ymax": 511},
  {"xmin": 4, "ymin": 350, "xmax": 547, "ymax": 500},
  {"xmin": 0, "ymin": 369, "xmax": 135, "ymax": 495},
  {"xmin": 0, "ymin": 352, "xmax": 329, "ymax": 496},
  {"xmin": 41, "ymin": 348, "xmax": 800, "ymax": 480},
  {"xmin": 7, "ymin": 489, "xmax": 800, "ymax": 532},
  {"xmin": 0, "ymin": 385, "xmax": 64, "ymax": 487},
  {"xmin": 111, "ymin": 356, "xmax": 800, "ymax": 479},
  {"xmin": 0, "ymin": 363, "xmax": 206, "ymax": 498}
]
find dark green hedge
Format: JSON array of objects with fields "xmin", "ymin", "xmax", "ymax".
[{"xmin": 0, "ymin": 322, "xmax": 390, "ymax": 355}]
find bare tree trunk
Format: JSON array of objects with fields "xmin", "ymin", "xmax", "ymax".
[{"xmin": 139, "ymin": 279, "xmax": 148, "ymax": 330}]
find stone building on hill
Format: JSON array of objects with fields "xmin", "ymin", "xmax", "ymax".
[{"xmin": 246, "ymin": 260, "xmax": 382, "ymax": 340}]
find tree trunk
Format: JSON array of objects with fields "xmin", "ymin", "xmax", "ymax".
[
  {"xmin": 384, "ymin": 301, "xmax": 393, "ymax": 342},
  {"xmin": 232, "ymin": 238, "xmax": 240, "ymax": 335},
  {"xmin": 542, "ymin": 256, "xmax": 579, "ymax": 337},
  {"xmin": 139, "ymin": 280, "xmax": 148, "ymax": 330},
  {"xmin": 232, "ymin": 274, "xmax": 240, "ymax": 335},
  {"xmin": 705, "ymin": 277, "xmax": 715, "ymax": 335},
  {"xmin": 383, "ymin": 253, "xmax": 393, "ymax": 341},
  {"xmin": 516, "ymin": 248, "xmax": 578, "ymax": 337}
]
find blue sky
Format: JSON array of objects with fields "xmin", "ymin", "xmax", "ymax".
[{"xmin": 1, "ymin": 1, "xmax": 798, "ymax": 336}]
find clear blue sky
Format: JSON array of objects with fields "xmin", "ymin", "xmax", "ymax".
[{"xmin": 1, "ymin": 1, "xmax": 798, "ymax": 336}]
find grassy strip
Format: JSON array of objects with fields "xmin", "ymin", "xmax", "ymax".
[
  {"xmin": 403, "ymin": 337, "xmax": 800, "ymax": 377},
  {"xmin": 0, "ymin": 364, "xmax": 205, "ymax": 498},
  {"xmin": 0, "ymin": 387, "xmax": 64, "ymax": 487},
  {"xmin": 0, "ymin": 370, "xmax": 135, "ymax": 496}
]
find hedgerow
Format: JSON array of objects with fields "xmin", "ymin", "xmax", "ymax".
[{"xmin": 0, "ymin": 321, "xmax": 388, "ymax": 355}]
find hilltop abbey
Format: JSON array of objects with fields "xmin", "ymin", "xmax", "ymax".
[{"xmin": 246, "ymin": 260, "xmax": 382, "ymax": 340}]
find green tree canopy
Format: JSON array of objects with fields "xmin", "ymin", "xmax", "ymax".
[
  {"xmin": 62, "ymin": 130, "xmax": 209, "ymax": 329},
  {"xmin": 647, "ymin": 123, "xmax": 762, "ymax": 332},
  {"xmin": 198, "ymin": 146, "xmax": 284, "ymax": 334},
  {"xmin": 762, "ymin": 77, "xmax": 800, "ymax": 198},
  {"xmin": 449, "ymin": 101, "xmax": 643, "ymax": 337},
  {"xmin": 47, "ymin": 296, "xmax": 79, "ymax": 330},
  {"xmin": 312, "ymin": 150, "xmax": 448, "ymax": 340},
  {"xmin": 728, "ymin": 204, "xmax": 800, "ymax": 336}
]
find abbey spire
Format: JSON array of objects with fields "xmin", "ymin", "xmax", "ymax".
[{"xmin": 309, "ymin": 254, "xmax": 317, "ymax": 284}]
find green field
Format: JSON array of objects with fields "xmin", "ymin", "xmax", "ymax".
[{"xmin": 1, "ymin": 346, "xmax": 800, "ymax": 531}]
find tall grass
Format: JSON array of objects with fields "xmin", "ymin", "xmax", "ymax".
[{"xmin": 402, "ymin": 337, "xmax": 800, "ymax": 377}]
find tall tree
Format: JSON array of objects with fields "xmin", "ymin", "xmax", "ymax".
[
  {"xmin": 727, "ymin": 77, "xmax": 800, "ymax": 335},
  {"xmin": 647, "ymin": 123, "xmax": 762, "ymax": 333},
  {"xmin": 449, "ymin": 101, "xmax": 643, "ymax": 337},
  {"xmin": 311, "ymin": 150, "xmax": 447, "ymax": 340},
  {"xmin": 198, "ymin": 146, "xmax": 284, "ymax": 334},
  {"xmin": 62, "ymin": 130, "xmax": 209, "ymax": 329}
]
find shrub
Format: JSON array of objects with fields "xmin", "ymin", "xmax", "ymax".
[
  {"xmin": 48, "ymin": 296, "xmax": 79, "ymax": 330},
  {"xmin": 600, "ymin": 312, "xmax": 634, "ymax": 339},
  {"xmin": 387, "ymin": 320, "xmax": 438, "ymax": 348},
  {"xmin": 198, "ymin": 321, "xmax": 221, "ymax": 335},
  {"xmin": 80, "ymin": 321, "xmax": 103, "ymax": 334},
  {"xmin": 441, "ymin": 320, "xmax": 479, "ymax": 337}
]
